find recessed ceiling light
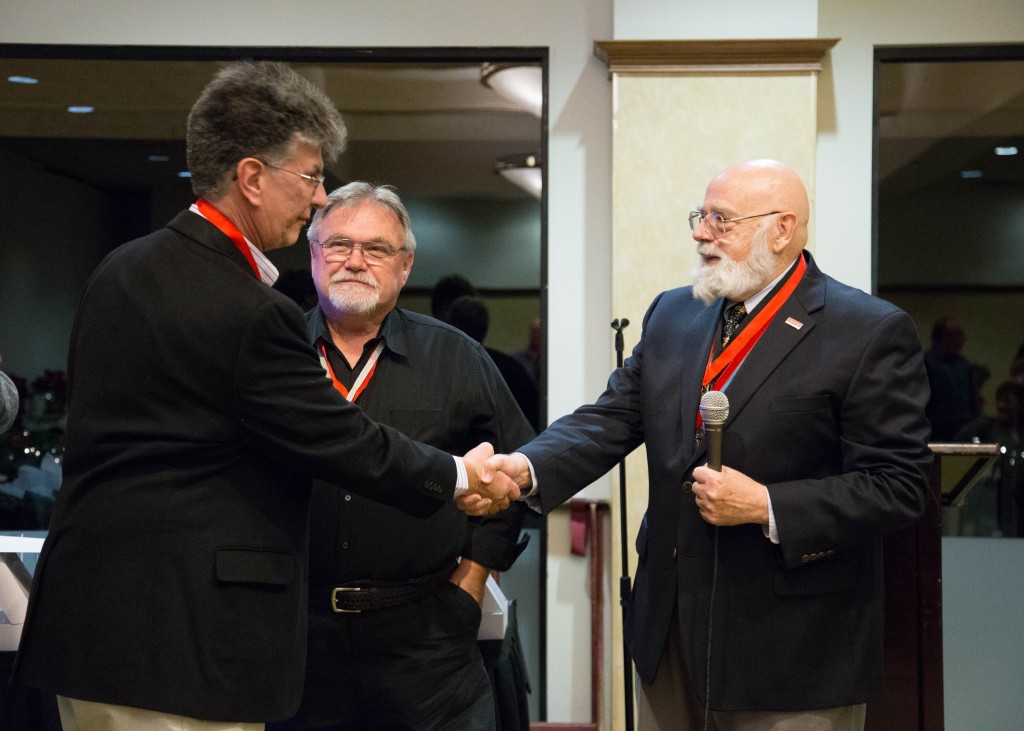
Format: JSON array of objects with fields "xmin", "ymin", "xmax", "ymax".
[
  {"xmin": 148, "ymin": 155, "xmax": 170, "ymax": 162},
  {"xmin": 7, "ymin": 75, "xmax": 38, "ymax": 84},
  {"xmin": 994, "ymin": 146, "xmax": 1018, "ymax": 156},
  {"xmin": 960, "ymin": 170, "xmax": 983, "ymax": 179},
  {"xmin": 177, "ymin": 171, "xmax": 192, "ymax": 178},
  {"xmin": 67, "ymin": 106, "xmax": 94, "ymax": 114}
]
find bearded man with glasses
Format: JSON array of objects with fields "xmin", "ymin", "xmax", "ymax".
[
  {"xmin": 490, "ymin": 159, "xmax": 932, "ymax": 730},
  {"xmin": 266, "ymin": 182, "xmax": 533, "ymax": 731}
]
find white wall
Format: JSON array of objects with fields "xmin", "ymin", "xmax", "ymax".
[{"xmin": 614, "ymin": 0, "xmax": 818, "ymax": 39}]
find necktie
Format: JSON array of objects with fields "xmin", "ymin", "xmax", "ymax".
[{"xmin": 721, "ymin": 303, "xmax": 747, "ymax": 348}]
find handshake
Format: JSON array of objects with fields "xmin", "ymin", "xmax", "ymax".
[{"xmin": 457, "ymin": 443, "xmax": 533, "ymax": 516}]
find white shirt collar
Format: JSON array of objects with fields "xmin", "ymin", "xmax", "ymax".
[
  {"xmin": 189, "ymin": 203, "xmax": 279, "ymax": 286},
  {"xmin": 735, "ymin": 256, "xmax": 800, "ymax": 315}
]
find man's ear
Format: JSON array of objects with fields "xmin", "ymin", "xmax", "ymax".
[
  {"xmin": 235, "ymin": 158, "xmax": 266, "ymax": 206},
  {"xmin": 772, "ymin": 211, "xmax": 798, "ymax": 253},
  {"xmin": 400, "ymin": 250, "xmax": 415, "ymax": 286}
]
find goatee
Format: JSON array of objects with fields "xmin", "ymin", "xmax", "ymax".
[{"xmin": 327, "ymin": 275, "xmax": 381, "ymax": 316}]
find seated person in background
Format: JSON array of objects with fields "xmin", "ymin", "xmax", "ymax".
[
  {"xmin": 513, "ymin": 316, "xmax": 541, "ymax": 387},
  {"xmin": 924, "ymin": 315, "xmax": 976, "ymax": 440},
  {"xmin": 955, "ymin": 381, "xmax": 1024, "ymax": 537},
  {"xmin": 431, "ymin": 273, "xmax": 478, "ymax": 323},
  {"xmin": 447, "ymin": 295, "xmax": 541, "ymax": 432}
]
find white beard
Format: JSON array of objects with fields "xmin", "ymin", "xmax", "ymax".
[
  {"xmin": 326, "ymin": 274, "xmax": 381, "ymax": 316},
  {"xmin": 691, "ymin": 224, "xmax": 778, "ymax": 306}
]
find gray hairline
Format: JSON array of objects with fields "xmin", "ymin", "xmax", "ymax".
[{"xmin": 307, "ymin": 182, "xmax": 417, "ymax": 253}]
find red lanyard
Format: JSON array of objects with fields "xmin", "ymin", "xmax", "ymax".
[
  {"xmin": 319, "ymin": 341, "xmax": 384, "ymax": 404},
  {"xmin": 195, "ymin": 198, "xmax": 261, "ymax": 281},
  {"xmin": 695, "ymin": 255, "xmax": 806, "ymax": 430}
]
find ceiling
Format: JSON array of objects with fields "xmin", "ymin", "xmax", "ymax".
[
  {"xmin": 0, "ymin": 56, "xmax": 544, "ymax": 201},
  {"xmin": 877, "ymin": 58, "xmax": 1024, "ymax": 197},
  {"xmin": 3, "ymin": 54, "xmax": 1022, "ymax": 204}
]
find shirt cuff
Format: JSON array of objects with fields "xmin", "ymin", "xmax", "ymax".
[
  {"xmin": 762, "ymin": 485, "xmax": 779, "ymax": 544},
  {"xmin": 453, "ymin": 456, "xmax": 469, "ymax": 499},
  {"xmin": 516, "ymin": 453, "xmax": 543, "ymax": 513},
  {"xmin": 515, "ymin": 452, "xmax": 539, "ymax": 500}
]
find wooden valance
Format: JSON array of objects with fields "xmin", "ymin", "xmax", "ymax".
[{"xmin": 593, "ymin": 38, "xmax": 840, "ymax": 75}]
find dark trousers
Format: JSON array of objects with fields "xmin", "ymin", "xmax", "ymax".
[{"xmin": 270, "ymin": 581, "xmax": 495, "ymax": 731}]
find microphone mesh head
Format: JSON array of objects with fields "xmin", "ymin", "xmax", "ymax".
[{"xmin": 699, "ymin": 390, "xmax": 730, "ymax": 426}]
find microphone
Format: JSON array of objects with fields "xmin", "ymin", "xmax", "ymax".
[
  {"xmin": 699, "ymin": 390, "xmax": 730, "ymax": 471},
  {"xmin": 0, "ymin": 371, "xmax": 19, "ymax": 435}
]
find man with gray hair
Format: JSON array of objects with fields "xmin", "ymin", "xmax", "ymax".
[
  {"xmin": 12, "ymin": 62, "xmax": 517, "ymax": 731},
  {"xmin": 269, "ymin": 182, "xmax": 533, "ymax": 730}
]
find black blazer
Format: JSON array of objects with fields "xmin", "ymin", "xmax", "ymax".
[
  {"xmin": 12, "ymin": 210, "xmax": 457, "ymax": 722},
  {"xmin": 521, "ymin": 253, "xmax": 932, "ymax": 711}
]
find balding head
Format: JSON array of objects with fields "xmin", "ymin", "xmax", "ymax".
[{"xmin": 710, "ymin": 159, "xmax": 809, "ymax": 253}]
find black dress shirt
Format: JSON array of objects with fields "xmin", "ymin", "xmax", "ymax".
[{"xmin": 306, "ymin": 306, "xmax": 535, "ymax": 584}]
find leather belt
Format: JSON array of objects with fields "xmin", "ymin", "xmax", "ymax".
[{"xmin": 319, "ymin": 564, "xmax": 454, "ymax": 614}]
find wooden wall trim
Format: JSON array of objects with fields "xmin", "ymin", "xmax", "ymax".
[{"xmin": 593, "ymin": 38, "xmax": 840, "ymax": 75}]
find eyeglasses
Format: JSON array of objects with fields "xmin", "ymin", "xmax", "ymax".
[
  {"xmin": 257, "ymin": 160, "xmax": 326, "ymax": 190},
  {"xmin": 313, "ymin": 237, "xmax": 407, "ymax": 261},
  {"xmin": 688, "ymin": 210, "xmax": 780, "ymax": 238}
]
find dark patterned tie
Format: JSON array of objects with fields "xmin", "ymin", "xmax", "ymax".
[{"xmin": 721, "ymin": 303, "xmax": 747, "ymax": 348}]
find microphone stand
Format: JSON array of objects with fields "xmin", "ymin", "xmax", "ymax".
[{"xmin": 610, "ymin": 318, "xmax": 635, "ymax": 731}]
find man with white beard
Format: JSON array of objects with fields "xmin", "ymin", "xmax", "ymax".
[
  {"xmin": 273, "ymin": 182, "xmax": 534, "ymax": 730},
  {"xmin": 489, "ymin": 160, "xmax": 932, "ymax": 730}
]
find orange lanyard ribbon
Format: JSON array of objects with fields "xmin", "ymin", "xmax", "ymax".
[
  {"xmin": 319, "ymin": 341, "xmax": 385, "ymax": 404},
  {"xmin": 195, "ymin": 198, "xmax": 261, "ymax": 281},
  {"xmin": 695, "ymin": 255, "xmax": 806, "ymax": 431}
]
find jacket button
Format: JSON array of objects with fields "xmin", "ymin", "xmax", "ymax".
[
  {"xmin": 801, "ymin": 554, "xmax": 811, "ymax": 563},
  {"xmin": 681, "ymin": 481, "xmax": 693, "ymax": 494}
]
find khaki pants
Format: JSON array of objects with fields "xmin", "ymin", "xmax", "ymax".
[{"xmin": 57, "ymin": 695, "xmax": 265, "ymax": 731}]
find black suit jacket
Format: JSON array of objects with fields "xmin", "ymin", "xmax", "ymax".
[
  {"xmin": 12, "ymin": 210, "xmax": 457, "ymax": 722},
  {"xmin": 521, "ymin": 253, "xmax": 931, "ymax": 711}
]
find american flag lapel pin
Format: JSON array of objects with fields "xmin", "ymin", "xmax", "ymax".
[{"xmin": 784, "ymin": 316, "xmax": 804, "ymax": 330}]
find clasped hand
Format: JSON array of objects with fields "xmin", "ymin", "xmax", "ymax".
[{"xmin": 456, "ymin": 442, "xmax": 522, "ymax": 516}]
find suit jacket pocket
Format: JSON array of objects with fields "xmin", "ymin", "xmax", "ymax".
[
  {"xmin": 216, "ymin": 548, "xmax": 294, "ymax": 586},
  {"xmin": 774, "ymin": 550, "xmax": 861, "ymax": 596}
]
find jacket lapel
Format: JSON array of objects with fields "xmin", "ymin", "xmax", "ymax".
[
  {"xmin": 718, "ymin": 254, "xmax": 826, "ymax": 426},
  {"xmin": 167, "ymin": 209, "xmax": 260, "ymax": 279},
  {"xmin": 679, "ymin": 300, "xmax": 720, "ymax": 466}
]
